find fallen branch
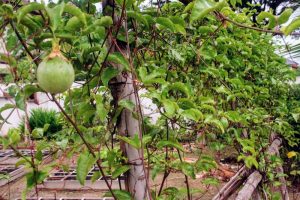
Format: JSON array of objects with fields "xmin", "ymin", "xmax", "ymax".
[
  {"xmin": 213, "ymin": 136, "xmax": 286, "ymax": 200},
  {"xmin": 212, "ymin": 166, "xmax": 248, "ymax": 200},
  {"xmin": 235, "ymin": 171, "xmax": 262, "ymax": 200},
  {"xmin": 234, "ymin": 137, "xmax": 289, "ymax": 200}
]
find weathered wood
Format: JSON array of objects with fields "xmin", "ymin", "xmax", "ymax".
[
  {"xmin": 276, "ymin": 164, "xmax": 290, "ymax": 200},
  {"xmin": 212, "ymin": 166, "xmax": 248, "ymax": 200},
  {"xmin": 235, "ymin": 171, "xmax": 262, "ymax": 200},
  {"xmin": 252, "ymin": 189, "xmax": 262, "ymax": 200},
  {"xmin": 268, "ymin": 135, "xmax": 289, "ymax": 200},
  {"xmin": 213, "ymin": 137, "xmax": 285, "ymax": 200}
]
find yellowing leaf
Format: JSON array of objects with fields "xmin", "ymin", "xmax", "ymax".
[{"xmin": 287, "ymin": 151, "xmax": 297, "ymax": 158}]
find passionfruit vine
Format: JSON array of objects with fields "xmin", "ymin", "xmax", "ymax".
[{"xmin": 37, "ymin": 47, "xmax": 75, "ymax": 94}]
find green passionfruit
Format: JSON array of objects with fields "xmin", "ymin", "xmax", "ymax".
[{"xmin": 37, "ymin": 49, "xmax": 75, "ymax": 94}]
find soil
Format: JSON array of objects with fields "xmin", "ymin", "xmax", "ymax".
[{"xmin": 0, "ymin": 146, "xmax": 300, "ymax": 200}]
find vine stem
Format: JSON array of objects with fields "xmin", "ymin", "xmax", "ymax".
[
  {"xmin": 158, "ymin": 120, "xmax": 170, "ymax": 196},
  {"xmin": 170, "ymin": 122, "xmax": 191, "ymax": 200},
  {"xmin": 51, "ymin": 95, "xmax": 118, "ymax": 200},
  {"xmin": 9, "ymin": 20, "xmax": 38, "ymax": 65},
  {"xmin": 216, "ymin": 12, "xmax": 300, "ymax": 36}
]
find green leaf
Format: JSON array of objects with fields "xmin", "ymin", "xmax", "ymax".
[
  {"xmin": 23, "ymin": 85, "xmax": 42, "ymax": 99},
  {"xmin": 105, "ymin": 189, "xmax": 132, "ymax": 199},
  {"xmin": 142, "ymin": 135, "xmax": 152, "ymax": 145},
  {"xmin": 277, "ymin": 8, "xmax": 293, "ymax": 25},
  {"xmin": 202, "ymin": 177, "xmax": 219, "ymax": 186},
  {"xmin": 162, "ymin": 99, "xmax": 178, "ymax": 116},
  {"xmin": 35, "ymin": 150, "xmax": 43, "ymax": 161},
  {"xmin": 17, "ymin": 2, "xmax": 45, "ymax": 24},
  {"xmin": 45, "ymin": 3, "xmax": 65, "ymax": 32},
  {"xmin": 0, "ymin": 104, "xmax": 15, "ymax": 114},
  {"xmin": 204, "ymin": 116, "xmax": 225, "ymax": 133},
  {"xmin": 156, "ymin": 17, "xmax": 175, "ymax": 32},
  {"xmin": 2, "ymin": 4, "xmax": 14, "ymax": 18},
  {"xmin": 162, "ymin": 82, "xmax": 191, "ymax": 98},
  {"xmin": 214, "ymin": 85, "xmax": 230, "ymax": 94},
  {"xmin": 119, "ymin": 99, "xmax": 135, "ymax": 112},
  {"xmin": 282, "ymin": 18, "xmax": 300, "ymax": 35},
  {"xmin": 65, "ymin": 16, "xmax": 83, "ymax": 32},
  {"xmin": 64, "ymin": 3, "xmax": 87, "ymax": 26},
  {"xmin": 91, "ymin": 171, "xmax": 100, "ymax": 183},
  {"xmin": 190, "ymin": 0, "xmax": 226, "ymax": 23},
  {"xmin": 7, "ymin": 128, "xmax": 20, "ymax": 145},
  {"xmin": 101, "ymin": 67, "xmax": 119, "ymax": 87},
  {"xmin": 95, "ymin": 95, "xmax": 108, "ymax": 122},
  {"xmin": 181, "ymin": 108, "xmax": 203, "ymax": 122},
  {"xmin": 76, "ymin": 152, "xmax": 96, "ymax": 185},
  {"xmin": 15, "ymin": 159, "xmax": 27, "ymax": 168},
  {"xmin": 20, "ymin": 15, "xmax": 41, "ymax": 30},
  {"xmin": 292, "ymin": 113, "xmax": 300, "ymax": 122},
  {"xmin": 257, "ymin": 11, "xmax": 276, "ymax": 29},
  {"xmin": 181, "ymin": 162, "xmax": 196, "ymax": 179},
  {"xmin": 127, "ymin": 11, "xmax": 149, "ymax": 28},
  {"xmin": 245, "ymin": 156, "xmax": 259, "ymax": 169},
  {"xmin": 94, "ymin": 16, "xmax": 113, "ymax": 27},
  {"xmin": 15, "ymin": 92, "xmax": 25, "ymax": 110},
  {"xmin": 112, "ymin": 165, "xmax": 130, "ymax": 179},
  {"xmin": 26, "ymin": 170, "xmax": 48, "ymax": 189},
  {"xmin": 224, "ymin": 111, "xmax": 241, "ymax": 122},
  {"xmin": 107, "ymin": 52, "xmax": 130, "ymax": 70},
  {"xmin": 157, "ymin": 140, "xmax": 184, "ymax": 152},
  {"xmin": 55, "ymin": 139, "xmax": 68, "ymax": 150},
  {"xmin": 0, "ymin": 53, "xmax": 17, "ymax": 67},
  {"xmin": 31, "ymin": 128, "xmax": 44, "ymax": 139},
  {"xmin": 116, "ymin": 134, "xmax": 141, "ymax": 149}
]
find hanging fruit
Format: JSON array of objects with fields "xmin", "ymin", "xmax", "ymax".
[{"xmin": 37, "ymin": 43, "xmax": 74, "ymax": 94}]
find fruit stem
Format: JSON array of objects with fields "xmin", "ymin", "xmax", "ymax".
[
  {"xmin": 48, "ymin": 38, "xmax": 68, "ymax": 61},
  {"xmin": 51, "ymin": 38, "xmax": 60, "ymax": 53}
]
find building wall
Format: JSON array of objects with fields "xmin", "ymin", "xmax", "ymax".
[{"xmin": 0, "ymin": 92, "xmax": 61, "ymax": 136}]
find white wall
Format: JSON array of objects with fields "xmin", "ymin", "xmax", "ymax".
[{"xmin": 0, "ymin": 92, "xmax": 61, "ymax": 136}]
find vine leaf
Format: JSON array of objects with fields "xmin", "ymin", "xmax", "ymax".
[
  {"xmin": 181, "ymin": 108, "xmax": 203, "ymax": 122},
  {"xmin": 45, "ymin": 3, "xmax": 65, "ymax": 32},
  {"xmin": 190, "ymin": 0, "xmax": 226, "ymax": 23},
  {"xmin": 64, "ymin": 3, "xmax": 87, "ymax": 26},
  {"xmin": 257, "ymin": 11, "xmax": 276, "ymax": 29},
  {"xmin": 157, "ymin": 140, "xmax": 184, "ymax": 152},
  {"xmin": 105, "ymin": 189, "xmax": 132, "ymax": 199},
  {"xmin": 117, "ymin": 134, "xmax": 141, "ymax": 149},
  {"xmin": 101, "ymin": 67, "xmax": 119, "ymax": 87},
  {"xmin": 277, "ymin": 8, "xmax": 293, "ymax": 25},
  {"xmin": 156, "ymin": 17, "xmax": 175, "ymax": 32},
  {"xmin": 112, "ymin": 165, "xmax": 130, "ymax": 179},
  {"xmin": 17, "ymin": 2, "xmax": 45, "ymax": 24},
  {"xmin": 119, "ymin": 99, "xmax": 135, "ymax": 111},
  {"xmin": 24, "ymin": 85, "xmax": 42, "ymax": 99},
  {"xmin": 127, "ymin": 11, "xmax": 149, "ymax": 28},
  {"xmin": 107, "ymin": 52, "xmax": 130, "ymax": 70},
  {"xmin": 91, "ymin": 171, "xmax": 101, "ymax": 183},
  {"xmin": 94, "ymin": 16, "xmax": 113, "ymax": 27},
  {"xmin": 76, "ymin": 152, "xmax": 96, "ymax": 185},
  {"xmin": 282, "ymin": 18, "xmax": 300, "ymax": 35},
  {"xmin": 162, "ymin": 99, "xmax": 178, "ymax": 117},
  {"xmin": 181, "ymin": 162, "xmax": 196, "ymax": 179}
]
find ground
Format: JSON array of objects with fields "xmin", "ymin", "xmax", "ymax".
[{"xmin": 0, "ymin": 145, "xmax": 299, "ymax": 200}]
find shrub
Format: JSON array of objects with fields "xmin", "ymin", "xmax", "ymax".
[{"xmin": 19, "ymin": 108, "xmax": 63, "ymax": 140}]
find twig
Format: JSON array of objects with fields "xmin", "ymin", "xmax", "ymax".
[
  {"xmin": 9, "ymin": 20, "xmax": 38, "ymax": 65},
  {"xmin": 216, "ymin": 12, "xmax": 300, "ymax": 36},
  {"xmin": 50, "ymin": 95, "xmax": 118, "ymax": 200}
]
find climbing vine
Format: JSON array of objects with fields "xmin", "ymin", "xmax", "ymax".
[{"xmin": 0, "ymin": 0, "xmax": 300, "ymax": 199}]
